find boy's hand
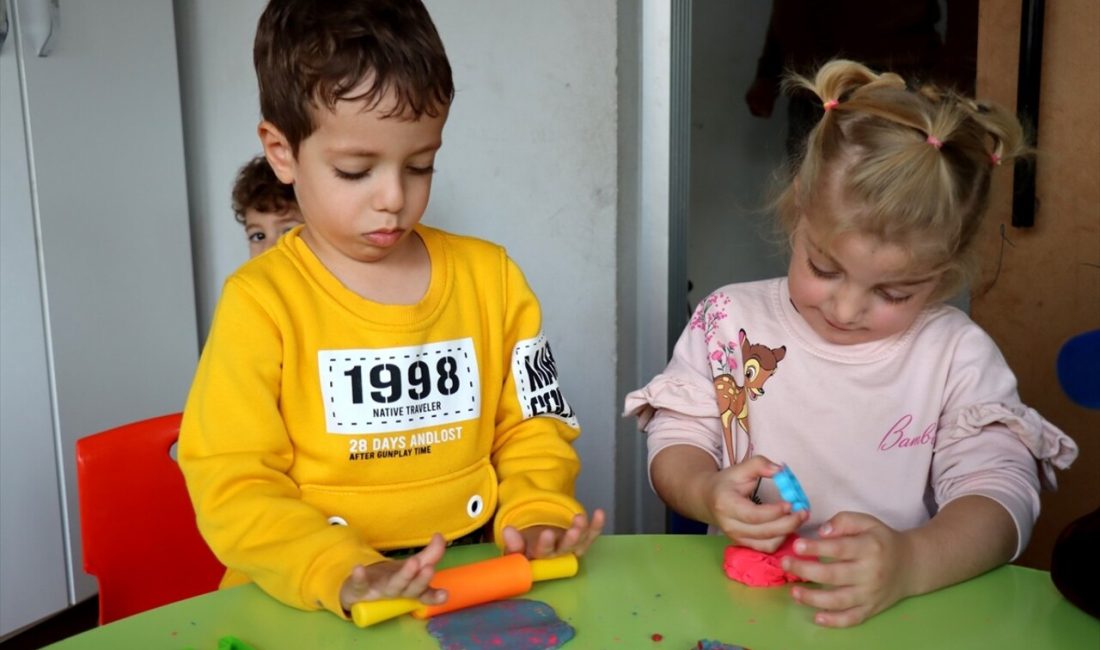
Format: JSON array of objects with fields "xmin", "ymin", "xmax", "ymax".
[
  {"xmin": 339, "ymin": 533, "xmax": 448, "ymax": 612},
  {"xmin": 707, "ymin": 455, "xmax": 806, "ymax": 553},
  {"xmin": 781, "ymin": 512, "xmax": 916, "ymax": 628},
  {"xmin": 501, "ymin": 508, "xmax": 606, "ymax": 559}
]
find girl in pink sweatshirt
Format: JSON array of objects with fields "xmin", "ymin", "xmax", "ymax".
[{"xmin": 625, "ymin": 60, "xmax": 1077, "ymax": 628}]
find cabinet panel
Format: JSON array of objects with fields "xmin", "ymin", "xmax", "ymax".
[
  {"xmin": 0, "ymin": 0, "xmax": 200, "ymax": 628},
  {"xmin": 16, "ymin": 0, "xmax": 200, "ymax": 602},
  {"xmin": 0, "ymin": 1, "xmax": 70, "ymax": 635}
]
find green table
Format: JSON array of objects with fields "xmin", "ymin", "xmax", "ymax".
[{"xmin": 49, "ymin": 535, "xmax": 1098, "ymax": 649}]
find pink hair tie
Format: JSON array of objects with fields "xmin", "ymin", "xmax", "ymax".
[
  {"xmin": 990, "ymin": 152, "xmax": 1003, "ymax": 166},
  {"xmin": 926, "ymin": 135, "xmax": 944, "ymax": 150},
  {"xmin": 823, "ymin": 99, "xmax": 839, "ymax": 112}
]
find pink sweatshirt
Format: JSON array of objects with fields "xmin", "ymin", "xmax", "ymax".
[{"xmin": 624, "ymin": 278, "xmax": 1077, "ymax": 557}]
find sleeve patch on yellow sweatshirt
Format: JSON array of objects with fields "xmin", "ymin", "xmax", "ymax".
[{"xmin": 512, "ymin": 332, "xmax": 578, "ymax": 429}]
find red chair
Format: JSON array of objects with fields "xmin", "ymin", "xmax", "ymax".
[{"xmin": 76, "ymin": 413, "xmax": 224, "ymax": 624}]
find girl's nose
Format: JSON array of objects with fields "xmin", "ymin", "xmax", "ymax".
[{"xmin": 831, "ymin": 284, "xmax": 866, "ymax": 324}]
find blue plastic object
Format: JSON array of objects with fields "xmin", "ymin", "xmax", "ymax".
[
  {"xmin": 773, "ymin": 464, "xmax": 810, "ymax": 512},
  {"xmin": 1057, "ymin": 329, "xmax": 1100, "ymax": 410}
]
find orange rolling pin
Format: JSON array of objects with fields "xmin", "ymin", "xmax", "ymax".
[{"xmin": 351, "ymin": 552, "xmax": 578, "ymax": 628}]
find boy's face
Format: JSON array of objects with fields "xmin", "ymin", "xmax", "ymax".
[
  {"xmin": 244, "ymin": 207, "xmax": 303, "ymax": 258},
  {"xmin": 262, "ymin": 86, "xmax": 446, "ymax": 269}
]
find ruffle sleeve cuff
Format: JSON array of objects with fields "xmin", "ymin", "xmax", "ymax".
[
  {"xmin": 622, "ymin": 374, "xmax": 718, "ymax": 430},
  {"xmin": 938, "ymin": 403, "xmax": 1079, "ymax": 490}
]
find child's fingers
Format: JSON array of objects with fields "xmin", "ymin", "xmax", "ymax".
[
  {"xmin": 782, "ymin": 553, "xmax": 855, "ymax": 587},
  {"xmin": 791, "ymin": 583, "xmax": 874, "ymax": 627},
  {"xmin": 395, "ymin": 562, "xmax": 438, "ymax": 599},
  {"xmin": 724, "ymin": 508, "xmax": 805, "ymax": 552},
  {"xmin": 732, "ymin": 534, "xmax": 790, "ymax": 554},
  {"xmin": 415, "ymin": 533, "xmax": 447, "ymax": 566},
  {"xmin": 818, "ymin": 511, "xmax": 878, "ymax": 538},
  {"xmin": 348, "ymin": 564, "xmax": 371, "ymax": 589},
  {"xmin": 733, "ymin": 454, "xmax": 783, "ymax": 480},
  {"xmin": 794, "ymin": 533, "xmax": 863, "ymax": 566},
  {"xmin": 730, "ymin": 499, "xmax": 791, "ymax": 524},
  {"xmin": 791, "ymin": 583, "xmax": 862, "ymax": 612},
  {"xmin": 574, "ymin": 509, "xmax": 606, "ymax": 556},
  {"xmin": 419, "ymin": 587, "xmax": 448, "ymax": 606},
  {"xmin": 554, "ymin": 522, "xmax": 584, "ymax": 555},
  {"xmin": 812, "ymin": 606, "xmax": 873, "ymax": 629},
  {"xmin": 723, "ymin": 505, "xmax": 801, "ymax": 540},
  {"xmin": 500, "ymin": 526, "xmax": 526, "ymax": 555},
  {"xmin": 533, "ymin": 528, "xmax": 557, "ymax": 557}
]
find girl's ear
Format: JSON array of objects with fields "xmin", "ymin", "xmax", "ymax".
[{"xmin": 258, "ymin": 121, "xmax": 296, "ymax": 184}]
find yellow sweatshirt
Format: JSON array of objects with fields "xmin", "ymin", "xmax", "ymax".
[{"xmin": 179, "ymin": 225, "xmax": 583, "ymax": 617}]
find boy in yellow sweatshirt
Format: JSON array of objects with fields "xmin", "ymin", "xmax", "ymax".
[{"xmin": 179, "ymin": 0, "xmax": 604, "ymax": 621}]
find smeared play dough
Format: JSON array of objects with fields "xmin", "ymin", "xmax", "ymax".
[
  {"xmin": 723, "ymin": 535, "xmax": 814, "ymax": 587},
  {"xmin": 696, "ymin": 640, "xmax": 750, "ymax": 650},
  {"xmin": 426, "ymin": 598, "xmax": 574, "ymax": 649}
]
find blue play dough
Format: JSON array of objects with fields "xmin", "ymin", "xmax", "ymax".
[
  {"xmin": 426, "ymin": 598, "xmax": 575, "ymax": 650},
  {"xmin": 773, "ymin": 465, "xmax": 810, "ymax": 512}
]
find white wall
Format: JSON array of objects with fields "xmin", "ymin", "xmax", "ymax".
[
  {"xmin": 688, "ymin": 0, "xmax": 789, "ymax": 306},
  {"xmin": 174, "ymin": 1, "xmax": 621, "ymax": 528}
]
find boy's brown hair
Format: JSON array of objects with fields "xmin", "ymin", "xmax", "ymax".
[
  {"xmin": 254, "ymin": 0, "xmax": 454, "ymax": 155},
  {"xmin": 231, "ymin": 155, "xmax": 298, "ymax": 224}
]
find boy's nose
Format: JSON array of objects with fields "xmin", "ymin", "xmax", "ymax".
[{"xmin": 372, "ymin": 170, "xmax": 405, "ymax": 214}]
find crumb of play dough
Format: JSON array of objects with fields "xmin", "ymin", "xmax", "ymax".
[
  {"xmin": 723, "ymin": 535, "xmax": 814, "ymax": 587},
  {"xmin": 651, "ymin": 632, "xmax": 663, "ymax": 641},
  {"xmin": 426, "ymin": 599, "xmax": 574, "ymax": 649}
]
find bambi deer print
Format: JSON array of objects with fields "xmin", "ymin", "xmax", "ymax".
[{"xmin": 713, "ymin": 329, "xmax": 786, "ymax": 465}]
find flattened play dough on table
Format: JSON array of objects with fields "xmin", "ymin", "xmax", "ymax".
[
  {"xmin": 723, "ymin": 535, "xmax": 814, "ymax": 587},
  {"xmin": 696, "ymin": 640, "xmax": 750, "ymax": 650},
  {"xmin": 426, "ymin": 598, "xmax": 574, "ymax": 649}
]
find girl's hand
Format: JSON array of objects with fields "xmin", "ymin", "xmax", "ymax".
[
  {"xmin": 781, "ymin": 511, "xmax": 917, "ymax": 628},
  {"xmin": 339, "ymin": 533, "xmax": 448, "ymax": 612},
  {"xmin": 707, "ymin": 455, "xmax": 807, "ymax": 553},
  {"xmin": 501, "ymin": 508, "xmax": 606, "ymax": 559}
]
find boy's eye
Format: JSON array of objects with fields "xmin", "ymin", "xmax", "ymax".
[
  {"xmin": 407, "ymin": 165, "xmax": 436, "ymax": 176},
  {"xmin": 248, "ymin": 232, "xmax": 266, "ymax": 242},
  {"xmin": 334, "ymin": 167, "xmax": 370, "ymax": 180},
  {"xmin": 806, "ymin": 257, "xmax": 838, "ymax": 279}
]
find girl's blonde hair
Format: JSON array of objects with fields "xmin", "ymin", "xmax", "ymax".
[{"xmin": 776, "ymin": 59, "xmax": 1028, "ymax": 300}]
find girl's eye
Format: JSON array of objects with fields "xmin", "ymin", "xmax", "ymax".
[
  {"xmin": 407, "ymin": 165, "xmax": 436, "ymax": 176},
  {"xmin": 334, "ymin": 167, "xmax": 369, "ymax": 180},
  {"xmin": 878, "ymin": 290, "xmax": 913, "ymax": 304},
  {"xmin": 806, "ymin": 257, "xmax": 838, "ymax": 279},
  {"xmin": 248, "ymin": 232, "xmax": 266, "ymax": 242}
]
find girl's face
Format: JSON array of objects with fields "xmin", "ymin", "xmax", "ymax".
[{"xmin": 787, "ymin": 214, "xmax": 942, "ymax": 345}]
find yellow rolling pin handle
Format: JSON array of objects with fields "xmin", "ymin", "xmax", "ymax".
[
  {"xmin": 529, "ymin": 553, "xmax": 579, "ymax": 582},
  {"xmin": 351, "ymin": 597, "xmax": 421, "ymax": 628}
]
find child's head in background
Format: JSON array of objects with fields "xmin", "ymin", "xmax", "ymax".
[
  {"xmin": 253, "ymin": 0, "xmax": 454, "ymax": 269},
  {"xmin": 774, "ymin": 60, "xmax": 1026, "ymax": 345},
  {"xmin": 232, "ymin": 155, "xmax": 302, "ymax": 258}
]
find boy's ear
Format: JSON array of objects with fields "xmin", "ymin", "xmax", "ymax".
[{"xmin": 258, "ymin": 121, "xmax": 297, "ymax": 184}]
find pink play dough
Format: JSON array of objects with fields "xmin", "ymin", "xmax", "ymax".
[{"xmin": 723, "ymin": 535, "xmax": 814, "ymax": 587}]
